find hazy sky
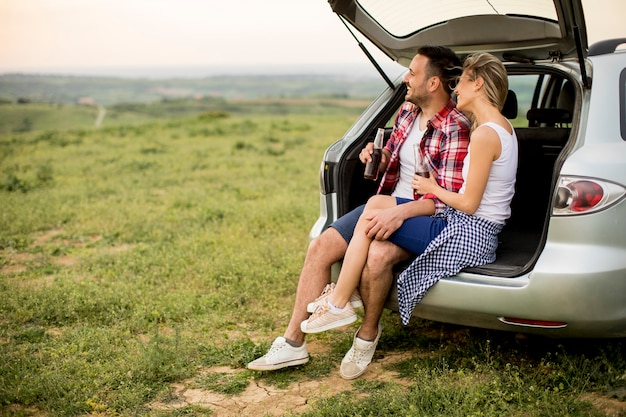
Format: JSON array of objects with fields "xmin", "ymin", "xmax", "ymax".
[
  {"xmin": 0, "ymin": 0, "xmax": 372, "ymax": 74},
  {"xmin": 0, "ymin": 0, "xmax": 624, "ymax": 76}
]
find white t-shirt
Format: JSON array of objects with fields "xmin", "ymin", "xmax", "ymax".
[
  {"xmin": 392, "ymin": 114, "xmax": 426, "ymax": 199},
  {"xmin": 459, "ymin": 122, "xmax": 518, "ymax": 224}
]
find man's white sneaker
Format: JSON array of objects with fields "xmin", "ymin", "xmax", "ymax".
[
  {"xmin": 247, "ymin": 337, "xmax": 309, "ymax": 371},
  {"xmin": 301, "ymin": 300, "xmax": 357, "ymax": 333},
  {"xmin": 306, "ymin": 283, "xmax": 363, "ymax": 313},
  {"xmin": 340, "ymin": 323, "xmax": 382, "ymax": 380}
]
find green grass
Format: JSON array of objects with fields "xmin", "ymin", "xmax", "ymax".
[
  {"xmin": 0, "ymin": 97, "xmax": 371, "ymax": 134},
  {"xmin": 1, "ymin": 102, "xmax": 625, "ymax": 417},
  {"xmin": 0, "ymin": 103, "xmax": 101, "ymax": 133},
  {"xmin": 296, "ymin": 322, "xmax": 626, "ymax": 417}
]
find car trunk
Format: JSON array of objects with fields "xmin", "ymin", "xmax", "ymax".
[
  {"xmin": 333, "ymin": 65, "xmax": 576, "ymax": 278},
  {"xmin": 325, "ymin": 0, "xmax": 586, "ymax": 277}
]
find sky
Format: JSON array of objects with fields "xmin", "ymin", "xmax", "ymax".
[
  {"xmin": 0, "ymin": 0, "xmax": 383, "ymax": 77},
  {"xmin": 0, "ymin": 0, "xmax": 624, "ymax": 78}
]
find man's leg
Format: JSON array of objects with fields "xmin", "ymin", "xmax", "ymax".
[
  {"xmin": 339, "ymin": 239, "xmax": 411, "ymax": 379},
  {"xmin": 359, "ymin": 240, "xmax": 411, "ymax": 340},
  {"xmin": 284, "ymin": 227, "xmax": 347, "ymax": 344},
  {"xmin": 247, "ymin": 226, "xmax": 348, "ymax": 371},
  {"xmin": 359, "ymin": 213, "xmax": 444, "ymax": 340}
]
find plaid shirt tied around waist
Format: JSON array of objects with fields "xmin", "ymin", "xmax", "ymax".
[{"xmin": 397, "ymin": 208, "xmax": 504, "ymax": 325}]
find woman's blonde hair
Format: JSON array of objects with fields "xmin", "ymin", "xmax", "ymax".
[{"xmin": 463, "ymin": 53, "xmax": 508, "ymax": 111}]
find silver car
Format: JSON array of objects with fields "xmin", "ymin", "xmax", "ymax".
[{"xmin": 311, "ymin": 0, "xmax": 626, "ymax": 337}]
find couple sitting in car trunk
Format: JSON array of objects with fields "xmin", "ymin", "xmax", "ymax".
[{"xmin": 248, "ymin": 45, "xmax": 518, "ymax": 380}]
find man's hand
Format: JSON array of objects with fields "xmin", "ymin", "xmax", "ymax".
[
  {"xmin": 359, "ymin": 143, "xmax": 389, "ymax": 166},
  {"xmin": 363, "ymin": 206, "xmax": 405, "ymax": 241},
  {"xmin": 359, "ymin": 143, "xmax": 375, "ymax": 164}
]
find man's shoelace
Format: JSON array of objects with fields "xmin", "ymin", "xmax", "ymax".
[{"xmin": 267, "ymin": 340, "xmax": 287, "ymax": 357}]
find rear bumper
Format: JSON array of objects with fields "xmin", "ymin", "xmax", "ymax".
[{"xmin": 386, "ymin": 243, "xmax": 626, "ymax": 338}]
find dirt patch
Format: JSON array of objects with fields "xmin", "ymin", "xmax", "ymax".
[
  {"xmin": 148, "ymin": 341, "xmax": 413, "ymax": 417},
  {"xmin": 581, "ymin": 392, "xmax": 626, "ymax": 417},
  {"xmin": 32, "ymin": 229, "xmax": 64, "ymax": 247},
  {"xmin": 1, "ymin": 252, "xmax": 32, "ymax": 275},
  {"xmin": 0, "ymin": 229, "xmax": 132, "ymax": 277}
]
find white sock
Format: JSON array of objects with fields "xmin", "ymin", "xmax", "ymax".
[{"xmin": 327, "ymin": 299, "xmax": 344, "ymax": 312}]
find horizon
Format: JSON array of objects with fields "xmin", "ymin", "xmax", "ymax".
[{"xmin": 0, "ymin": 62, "xmax": 405, "ymax": 80}]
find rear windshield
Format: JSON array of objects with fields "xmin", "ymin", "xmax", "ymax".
[{"xmin": 356, "ymin": 0, "xmax": 558, "ymax": 37}]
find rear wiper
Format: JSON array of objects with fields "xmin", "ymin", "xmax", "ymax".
[{"xmin": 338, "ymin": 15, "xmax": 395, "ymax": 90}]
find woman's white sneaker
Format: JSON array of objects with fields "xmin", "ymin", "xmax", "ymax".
[
  {"xmin": 247, "ymin": 337, "xmax": 309, "ymax": 371},
  {"xmin": 306, "ymin": 284, "xmax": 363, "ymax": 313},
  {"xmin": 301, "ymin": 301, "xmax": 357, "ymax": 333}
]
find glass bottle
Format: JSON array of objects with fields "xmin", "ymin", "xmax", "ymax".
[
  {"xmin": 414, "ymin": 143, "xmax": 430, "ymax": 178},
  {"xmin": 364, "ymin": 128, "xmax": 384, "ymax": 180}
]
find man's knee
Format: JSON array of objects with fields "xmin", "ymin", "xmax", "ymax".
[
  {"xmin": 307, "ymin": 227, "xmax": 347, "ymax": 261},
  {"xmin": 365, "ymin": 241, "xmax": 408, "ymax": 276}
]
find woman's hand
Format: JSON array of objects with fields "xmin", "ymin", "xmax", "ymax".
[{"xmin": 412, "ymin": 173, "xmax": 439, "ymax": 196}]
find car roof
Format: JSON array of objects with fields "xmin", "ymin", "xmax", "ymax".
[{"xmin": 328, "ymin": 0, "xmax": 588, "ymax": 66}]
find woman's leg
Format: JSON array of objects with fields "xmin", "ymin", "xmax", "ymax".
[{"xmin": 329, "ymin": 195, "xmax": 397, "ymax": 307}]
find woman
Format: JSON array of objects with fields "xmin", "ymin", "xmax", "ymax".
[{"xmin": 301, "ymin": 52, "xmax": 517, "ymax": 332}]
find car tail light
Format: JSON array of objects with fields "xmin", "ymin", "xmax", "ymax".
[{"xmin": 553, "ymin": 176, "xmax": 626, "ymax": 216}]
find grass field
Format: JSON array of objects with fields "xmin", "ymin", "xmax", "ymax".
[
  {"xmin": 1, "ymin": 101, "xmax": 625, "ymax": 417},
  {"xmin": 0, "ymin": 97, "xmax": 373, "ymax": 134}
]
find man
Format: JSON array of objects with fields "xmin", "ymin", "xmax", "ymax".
[{"xmin": 248, "ymin": 45, "xmax": 470, "ymax": 378}]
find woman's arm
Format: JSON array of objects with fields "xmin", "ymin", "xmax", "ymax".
[{"xmin": 413, "ymin": 125, "xmax": 501, "ymax": 214}]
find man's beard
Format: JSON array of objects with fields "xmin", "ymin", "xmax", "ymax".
[{"xmin": 407, "ymin": 90, "xmax": 430, "ymax": 108}]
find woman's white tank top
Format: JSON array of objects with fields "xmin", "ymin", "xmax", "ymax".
[{"xmin": 459, "ymin": 122, "xmax": 518, "ymax": 224}]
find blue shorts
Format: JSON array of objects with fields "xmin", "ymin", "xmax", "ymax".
[
  {"xmin": 330, "ymin": 204, "xmax": 366, "ymax": 243},
  {"xmin": 329, "ymin": 198, "xmax": 447, "ymax": 255}
]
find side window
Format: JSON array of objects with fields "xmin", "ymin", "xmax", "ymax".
[
  {"xmin": 508, "ymin": 74, "xmax": 539, "ymax": 128},
  {"xmin": 619, "ymin": 68, "xmax": 626, "ymax": 140}
]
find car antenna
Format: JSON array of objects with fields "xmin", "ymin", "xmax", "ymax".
[{"xmin": 338, "ymin": 15, "xmax": 395, "ymax": 90}]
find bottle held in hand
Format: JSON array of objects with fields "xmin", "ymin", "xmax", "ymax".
[
  {"xmin": 414, "ymin": 143, "xmax": 430, "ymax": 178},
  {"xmin": 364, "ymin": 128, "xmax": 384, "ymax": 180}
]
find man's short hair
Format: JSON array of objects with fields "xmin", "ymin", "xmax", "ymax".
[{"xmin": 417, "ymin": 45, "xmax": 463, "ymax": 94}]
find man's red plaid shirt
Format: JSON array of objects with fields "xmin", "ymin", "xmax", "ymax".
[{"xmin": 377, "ymin": 99, "xmax": 471, "ymax": 213}]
